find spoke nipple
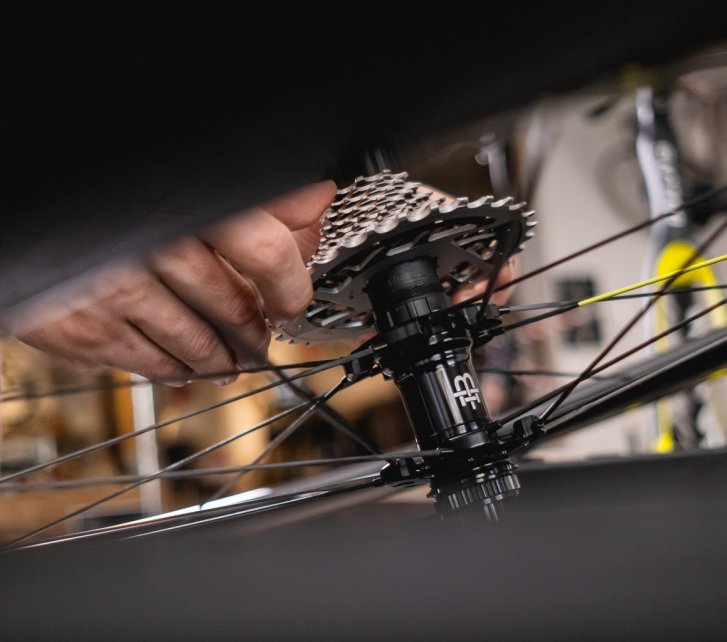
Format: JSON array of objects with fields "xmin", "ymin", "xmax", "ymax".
[{"xmin": 513, "ymin": 415, "xmax": 545, "ymax": 441}]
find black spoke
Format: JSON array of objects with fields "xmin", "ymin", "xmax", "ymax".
[
  {"xmin": 476, "ymin": 367, "xmax": 626, "ymax": 381},
  {"xmin": 3, "ymin": 177, "xmax": 724, "ymax": 547},
  {"xmin": 476, "ymin": 211, "xmax": 519, "ymax": 319},
  {"xmin": 441, "ymin": 185, "xmax": 727, "ymax": 315},
  {"xmin": 597, "ymin": 284, "xmax": 727, "ymax": 302},
  {"xmin": 0, "ymin": 358, "xmax": 333, "ymax": 404},
  {"xmin": 538, "ymin": 219, "xmax": 725, "ymax": 422},
  {"xmin": 496, "ymin": 185, "xmax": 726, "ymax": 293},
  {"xmin": 495, "ymin": 281, "xmax": 727, "ymax": 334},
  {"xmin": 500, "ymin": 284, "xmax": 727, "ymax": 314},
  {"xmin": 0, "ymin": 449, "xmax": 451, "ymax": 494},
  {"xmin": 266, "ymin": 363, "xmax": 379, "ymax": 455},
  {"xmin": 205, "ymin": 378, "xmax": 350, "ymax": 503},
  {"xmin": 501, "ymin": 303, "xmax": 579, "ymax": 333},
  {"xmin": 0, "ymin": 347, "xmax": 374, "ymax": 486},
  {"xmin": 498, "ymin": 297, "xmax": 727, "ymax": 426},
  {"xmin": 4, "ymin": 392, "xmax": 336, "ymax": 549}
]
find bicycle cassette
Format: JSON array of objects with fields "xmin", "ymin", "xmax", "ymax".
[{"xmin": 280, "ymin": 170, "xmax": 536, "ymax": 343}]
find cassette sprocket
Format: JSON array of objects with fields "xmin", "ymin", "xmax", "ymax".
[{"xmin": 280, "ymin": 170, "xmax": 535, "ymax": 343}]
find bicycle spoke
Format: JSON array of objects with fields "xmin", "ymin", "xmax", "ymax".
[
  {"xmin": 501, "ymin": 304, "xmax": 579, "ymax": 333},
  {"xmin": 597, "ymin": 285, "xmax": 727, "ymax": 302},
  {"xmin": 266, "ymin": 363, "xmax": 379, "ymax": 455},
  {"xmin": 538, "ymin": 219, "xmax": 725, "ymax": 422},
  {"xmin": 0, "ymin": 347, "xmax": 374, "ymax": 486},
  {"xmin": 576, "ymin": 256, "xmax": 727, "ymax": 307},
  {"xmin": 476, "ymin": 210, "xmax": 520, "ymax": 318},
  {"xmin": 205, "ymin": 378, "xmax": 350, "ymax": 503},
  {"xmin": 476, "ymin": 367, "xmax": 626, "ymax": 381},
  {"xmin": 502, "ymin": 283, "xmax": 727, "ymax": 314},
  {"xmin": 0, "ymin": 358, "xmax": 332, "ymax": 404},
  {"xmin": 0, "ymin": 449, "xmax": 451, "ymax": 494},
  {"xmin": 4, "ymin": 178, "xmax": 724, "ymax": 547},
  {"xmin": 497, "ymin": 276, "xmax": 727, "ymax": 333},
  {"xmin": 4, "ymin": 391, "xmax": 336, "ymax": 548},
  {"xmin": 497, "ymin": 185, "xmax": 727, "ymax": 293},
  {"xmin": 498, "ymin": 297, "xmax": 727, "ymax": 425},
  {"xmin": 443, "ymin": 185, "xmax": 727, "ymax": 315}
]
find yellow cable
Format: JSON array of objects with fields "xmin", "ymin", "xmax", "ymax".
[{"xmin": 577, "ymin": 254, "xmax": 727, "ymax": 307}]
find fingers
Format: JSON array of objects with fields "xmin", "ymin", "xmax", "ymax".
[
  {"xmin": 103, "ymin": 326, "xmax": 194, "ymax": 384},
  {"xmin": 269, "ymin": 180, "xmax": 335, "ymax": 261},
  {"xmin": 17, "ymin": 181, "xmax": 338, "ymax": 386},
  {"xmin": 19, "ymin": 306, "xmax": 193, "ymax": 383},
  {"xmin": 293, "ymin": 224, "xmax": 324, "ymax": 262},
  {"xmin": 265, "ymin": 180, "xmax": 336, "ymax": 230},
  {"xmin": 201, "ymin": 208, "xmax": 314, "ymax": 327},
  {"xmin": 148, "ymin": 237, "xmax": 271, "ymax": 367},
  {"xmin": 114, "ymin": 271, "xmax": 239, "ymax": 381}
]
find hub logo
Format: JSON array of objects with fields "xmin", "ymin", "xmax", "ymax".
[{"xmin": 452, "ymin": 373, "xmax": 481, "ymax": 410}]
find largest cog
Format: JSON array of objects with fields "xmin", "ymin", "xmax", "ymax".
[{"xmin": 280, "ymin": 170, "xmax": 536, "ymax": 343}]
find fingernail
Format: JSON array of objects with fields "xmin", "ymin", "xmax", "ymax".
[
  {"xmin": 212, "ymin": 376, "xmax": 238, "ymax": 387},
  {"xmin": 167, "ymin": 379, "xmax": 192, "ymax": 388}
]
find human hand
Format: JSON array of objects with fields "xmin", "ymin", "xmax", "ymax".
[{"xmin": 19, "ymin": 181, "xmax": 337, "ymax": 384}]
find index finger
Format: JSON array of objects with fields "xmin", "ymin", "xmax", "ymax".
[{"xmin": 265, "ymin": 180, "xmax": 336, "ymax": 230}]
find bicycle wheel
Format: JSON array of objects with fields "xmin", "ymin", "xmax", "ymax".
[
  {"xmin": 1, "ymin": 158, "xmax": 724, "ymax": 547},
  {"xmin": 1, "ymin": 167, "xmax": 725, "ymax": 639},
  {"xmin": 2, "ymin": 25, "xmax": 727, "ymax": 639}
]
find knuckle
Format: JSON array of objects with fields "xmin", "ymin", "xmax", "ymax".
[
  {"xmin": 279, "ymin": 280, "xmax": 313, "ymax": 319},
  {"xmin": 236, "ymin": 329, "xmax": 271, "ymax": 369},
  {"xmin": 222, "ymin": 294, "xmax": 260, "ymax": 330},
  {"xmin": 144, "ymin": 358, "xmax": 190, "ymax": 382},
  {"xmin": 111, "ymin": 279, "xmax": 152, "ymax": 309},
  {"xmin": 65, "ymin": 312, "xmax": 115, "ymax": 354},
  {"xmin": 248, "ymin": 224, "xmax": 295, "ymax": 273},
  {"xmin": 254, "ymin": 327, "xmax": 272, "ymax": 356},
  {"xmin": 182, "ymin": 327, "xmax": 222, "ymax": 364}
]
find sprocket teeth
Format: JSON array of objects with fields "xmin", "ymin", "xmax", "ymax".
[
  {"xmin": 291, "ymin": 170, "xmax": 537, "ymax": 342},
  {"xmin": 439, "ymin": 201, "xmax": 460, "ymax": 214},
  {"xmin": 492, "ymin": 196, "xmax": 514, "ymax": 207},
  {"xmin": 406, "ymin": 204, "xmax": 433, "ymax": 223},
  {"xmin": 468, "ymin": 196, "xmax": 489, "ymax": 208},
  {"xmin": 342, "ymin": 232, "xmax": 368, "ymax": 249}
]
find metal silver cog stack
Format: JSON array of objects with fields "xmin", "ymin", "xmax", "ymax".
[
  {"xmin": 281, "ymin": 170, "xmax": 536, "ymax": 343},
  {"xmin": 311, "ymin": 171, "xmax": 446, "ymax": 266}
]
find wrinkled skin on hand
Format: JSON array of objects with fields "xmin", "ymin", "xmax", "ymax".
[
  {"xmin": 19, "ymin": 181, "xmax": 515, "ymax": 385},
  {"xmin": 20, "ymin": 181, "xmax": 337, "ymax": 385}
]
